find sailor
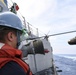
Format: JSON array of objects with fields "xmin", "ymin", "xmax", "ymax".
[{"xmin": 0, "ymin": 12, "xmax": 32, "ymax": 75}]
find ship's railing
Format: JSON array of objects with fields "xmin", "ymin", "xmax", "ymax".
[
  {"xmin": 7, "ymin": 1, "xmax": 39, "ymax": 37},
  {"xmin": 16, "ymin": 11, "xmax": 45, "ymax": 37}
]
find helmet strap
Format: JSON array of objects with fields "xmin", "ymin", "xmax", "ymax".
[{"xmin": 16, "ymin": 31, "xmax": 21, "ymax": 48}]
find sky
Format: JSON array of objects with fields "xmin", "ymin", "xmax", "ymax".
[{"xmin": 8, "ymin": 0, "xmax": 76, "ymax": 54}]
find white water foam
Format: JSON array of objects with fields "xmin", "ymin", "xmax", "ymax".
[
  {"xmin": 58, "ymin": 55, "xmax": 76, "ymax": 61},
  {"xmin": 63, "ymin": 56, "xmax": 76, "ymax": 61}
]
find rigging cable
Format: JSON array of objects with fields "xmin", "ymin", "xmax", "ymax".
[{"xmin": 26, "ymin": 30, "xmax": 76, "ymax": 40}]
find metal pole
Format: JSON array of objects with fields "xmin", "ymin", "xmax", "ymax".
[
  {"xmin": 23, "ymin": 17, "xmax": 27, "ymax": 28},
  {"xmin": 32, "ymin": 48, "xmax": 37, "ymax": 73},
  {"xmin": 37, "ymin": 28, "xmax": 39, "ymax": 37}
]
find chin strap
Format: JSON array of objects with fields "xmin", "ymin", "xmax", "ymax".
[{"xmin": 16, "ymin": 31, "xmax": 21, "ymax": 48}]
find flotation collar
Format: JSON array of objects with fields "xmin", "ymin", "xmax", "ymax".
[{"xmin": 0, "ymin": 43, "xmax": 32, "ymax": 75}]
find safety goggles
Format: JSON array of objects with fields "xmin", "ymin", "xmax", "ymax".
[
  {"xmin": 20, "ymin": 29, "xmax": 29, "ymax": 42},
  {"xmin": 17, "ymin": 29, "xmax": 29, "ymax": 47}
]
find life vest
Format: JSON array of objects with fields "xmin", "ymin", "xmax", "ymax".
[{"xmin": 0, "ymin": 43, "xmax": 32, "ymax": 75}]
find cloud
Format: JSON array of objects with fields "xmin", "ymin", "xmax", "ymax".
[
  {"xmin": 8, "ymin": 0, "xmax": 76, "ymax": 54},
  {"xmin": 14, "ymin": 0, "xmax": 57, "ymax": 20}
]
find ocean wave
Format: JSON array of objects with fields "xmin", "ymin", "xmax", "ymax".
[
  {"xmin": 55, "ymin": 54, "xmax": 76, "ymax": 61},
  {"xmin": 54, "ymin": 55, "xmax": 76, "ymax": 75}
]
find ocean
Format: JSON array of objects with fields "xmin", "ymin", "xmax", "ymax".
[{"xmin": 54, "ymin": 54, "xmax": 76, "ymax": 75}]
